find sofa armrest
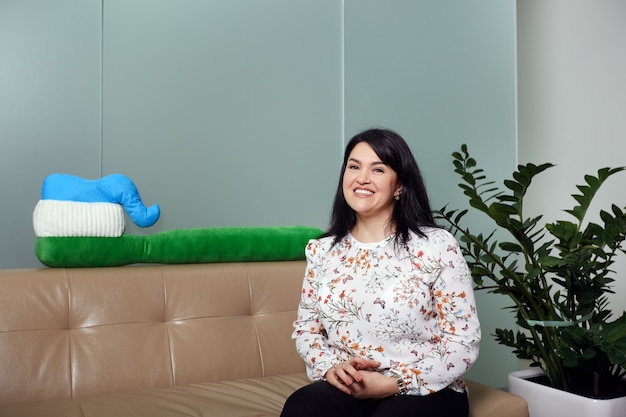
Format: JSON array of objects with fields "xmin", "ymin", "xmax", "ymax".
[{"xmin": 467, "ymin": 379, "xmax": 529, "ymax": 417}]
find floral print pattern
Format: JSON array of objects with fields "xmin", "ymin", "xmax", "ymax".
[{"xmin": 292, "ymin": 227, "xmax": 481, "ymax": 395}]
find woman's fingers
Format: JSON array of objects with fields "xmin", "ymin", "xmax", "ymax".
[
  {"xmin": 328, "ymin": 365, "xmax": 352, "ymax": 394},
  {"xmin": 337, "ymin": 363, "xmax": 360, "ymax": 384},
  {"xmin": 350, "ymin": 357, "xmax": 381, "ymax": 370},
  {"xmin": 326, "ymin": 357, "xmax": 381, "ymax": 395}
]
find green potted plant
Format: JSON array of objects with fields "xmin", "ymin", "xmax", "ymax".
[{"xmin": 435, "ymin": 145, "xmax": 626, "ymax": 416}]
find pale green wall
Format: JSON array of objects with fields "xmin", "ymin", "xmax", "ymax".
[
  {"xmin": 0, "ymin": 0, "xmax": 517, "ymax": 388},
  {"xmin": 0, "ymin": 0, "xmax": 103, "ymax": 265},
  {"xmin": 344, "ymin": 0, "xmax": 519, "ymax": 388},
  {"xmin": 101, "ymin": 0, "xmax": 344, "ymax": 235}
]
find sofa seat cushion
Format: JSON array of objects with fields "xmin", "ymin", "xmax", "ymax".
[
  {"xmin": 0, "ymin": 372, "xmax": 527, "ymax": 417},
  {"xmin": 0, "ymin": 373, "xmax": 311, "ymax": 417}
]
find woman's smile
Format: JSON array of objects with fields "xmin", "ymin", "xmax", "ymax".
[{"xmin": 342, "ymin": 142, "xmax": 401, "ymax": 221}]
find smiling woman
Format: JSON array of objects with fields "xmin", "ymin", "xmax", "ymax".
[
  {"xmin": 342, "ymin": 142, "xmax": 401, "ymax": 236},
  {"xmin": 280, "ymin": 128, "xmax": 482, "ymax": 417},
  {"xmin": 325, "ymin": 129, "xmax": 440, "ymax": 247}
]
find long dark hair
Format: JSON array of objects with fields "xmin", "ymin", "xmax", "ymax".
[{"xmin": 323, "ymin": 128, "xmax": 438, "ymax": 245}]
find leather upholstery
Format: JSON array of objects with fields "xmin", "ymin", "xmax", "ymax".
[{"xmin": 0, "ymin": 261, "xmax": 528, "ymax": 417}]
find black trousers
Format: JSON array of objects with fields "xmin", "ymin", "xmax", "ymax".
[{"xmin": 280, "ymin": 381, "xmax": 469, "ymax": 417}]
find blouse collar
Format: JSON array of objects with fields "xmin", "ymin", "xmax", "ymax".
[{"xmin": 348, "ymin": 233, "xmax": 395, "ymax": 250}]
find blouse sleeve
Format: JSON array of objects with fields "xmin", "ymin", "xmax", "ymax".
[
  {"xmin": 292, "ymin": 239, "xmax": 342, "ymax": 381},
  {"xmin": 396, "ymin": 229, "xmax": 481, "ymax": 395}
]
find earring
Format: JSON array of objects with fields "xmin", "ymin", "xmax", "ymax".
[{"xmin": 394, "ymin": 194, "xmax": 400, "ymax": 201}]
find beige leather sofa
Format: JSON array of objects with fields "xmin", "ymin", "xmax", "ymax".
[{"xmin": 0, "ymin": 261, "xmax": 528, "ymax": 417}]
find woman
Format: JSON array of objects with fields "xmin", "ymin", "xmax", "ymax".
[{"xmin": 280, "ymin": 128, "xmax": 481, "ymax": 417}]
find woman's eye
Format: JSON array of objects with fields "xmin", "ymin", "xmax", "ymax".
[
  {"xmin": 347, "ymin": 164, "xmax": 359, "ymax": 170},
  {"xmin": 373, "ymin": 168, "xmax": 384, "ymax": 173}
]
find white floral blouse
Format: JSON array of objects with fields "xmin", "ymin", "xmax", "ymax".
[{"xmin": 292, "ymin": 227, "xmax": 481, "ymax": 396}]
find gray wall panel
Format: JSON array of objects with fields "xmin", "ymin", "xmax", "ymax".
[
  {"xmin": 0, "ymin": 0, "xmax": 102, "ymax": 268},
  {"xmin": 101, "ymin": 0, "xmax": 343, "ymax": 235},
  {"xmin": 344, "ymin": 0, "xmax": 518, "ymax": 389}
]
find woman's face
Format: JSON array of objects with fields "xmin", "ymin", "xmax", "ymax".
[{"xmin": 342, "ymin": 142, "xmax": 401, "ymax": 223}]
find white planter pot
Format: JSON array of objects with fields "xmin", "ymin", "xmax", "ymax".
[{"xmin": 508, "ymin": 369, "xmax": 626, "ymax": 417}]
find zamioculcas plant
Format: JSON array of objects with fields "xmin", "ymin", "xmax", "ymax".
[{"xmin": 435, "ymin": 144, "xmax": 626, "ymax": 397}]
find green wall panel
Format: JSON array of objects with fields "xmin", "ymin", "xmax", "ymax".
[
  {"xmin": 0, "ymin": 0, "xmax": 102, "ymax": 268},
  {"xmin": 101, "ymin": 0, "xmax": 343, "ymax": 235},
  {"xmin": 344, "ymin": 0, "xmax": 518, "ymax": 388}
]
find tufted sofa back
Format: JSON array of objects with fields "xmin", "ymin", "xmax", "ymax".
[{"xmin": 0, "ymin": 261, "xmax": 307, "ymax": 406}]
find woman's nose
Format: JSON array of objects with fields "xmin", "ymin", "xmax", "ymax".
[{"xmin": 356, "ymin": 173, "xmax": 370, "ymax": 184}]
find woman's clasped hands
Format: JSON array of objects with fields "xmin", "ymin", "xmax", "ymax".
[{"xmin": 324, "ymin": 357, "xmax": 398, "ymax": 399}]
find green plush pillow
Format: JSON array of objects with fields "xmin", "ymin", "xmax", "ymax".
[{"xmin": 35, "ymin": 225, "xmax": 323, "ymax": 268}]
